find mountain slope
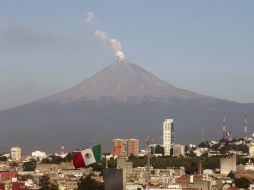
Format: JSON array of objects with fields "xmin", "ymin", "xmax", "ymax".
[
  {"xmin": 41, "ymin": 62, "xmax": 206, "ymax": 103},
  {"xmin": 0, "ymin": 62, "xmax": 253, "ymax": 153}
]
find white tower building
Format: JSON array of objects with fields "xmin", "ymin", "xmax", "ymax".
[{"xmin": 163, "ymin": 119, "xmax": 174, "ymax": 156}]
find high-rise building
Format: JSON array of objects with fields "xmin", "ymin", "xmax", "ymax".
[
  {"xmin": 163, "ymin": 119, "xmax": 174, "ymax": 156},
  {"xmin": 127, "ymin": 139, "xmax": 139, "ymax": 156},
  {"xmin": 112, "ymin": 139, "xmax": 127, "ymax": 157},
  {"xmin": 10, "ymin": 147, "xmax": 21, "ymax": 161},
  {"xmin": 112, "ymin": 138, "xmax": 139, "ymax": 157},
  {"xmin": 173, "ymin": 144, "xmax": 185, "ymax": 156}
]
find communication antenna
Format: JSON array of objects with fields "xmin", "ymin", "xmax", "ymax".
[
  {"xmin": 244, "ymin": 114, "xmax": 248, "ymax": 141},
  {"xmin": 60, "ymin": 144, "xmax": 65, "ymax": 156},
  {"xmin": 228, "ymin": 131, "xmax": 232, "ymax": 141},
  {"xmin": 145, "ymin": 136, "xmax": 153, "ymax": 190},
  {"xmin": 201, "ymin": 128, "xmax": 206, "ymax": 142},
  {"xmin": 222, "ymin": 113, "xmax": 227, "ymax": 139}
]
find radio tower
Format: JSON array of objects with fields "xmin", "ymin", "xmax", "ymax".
[
  {"xmin": 145, "ymin": 137, "xmax": 152, "ymax": 190},
  {"xmin": 244, "ymin": 114, "xmax": 248, "ymax": 141},
  {"xmin": 222, "ymin": 113, "xmax": 227, "ymax": 139},
  {"xmin": 60, "ymin": 144, "xmax": 65, "ymax": 157},
  {"xmin": 201, "ymin": 128, "xmax": 206, "ymax": 142}
]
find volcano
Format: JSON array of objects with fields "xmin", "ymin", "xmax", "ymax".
[
  {"xmin": 41, "ymin": 62, "xmax": 206, "ymax": 103},
  {"xmin": 0, "ymin": 62, "xmax": 253, "ymax": 152}
]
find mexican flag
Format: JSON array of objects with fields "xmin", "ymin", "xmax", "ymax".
[{"xmin": 72, "ymin": 144, "xmax": 101, "ymax": 168}]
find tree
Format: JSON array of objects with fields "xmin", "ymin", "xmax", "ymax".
[
  {"xmin": 235, "ymin": 144, "xmax": 249, "ymax": 153},
  {"xmin": 90, "ymin": 162, "xmax": 103, "ymax": 173},
  {"xmin": 41, "ymin": 154, "xmax": 71, "ymax": 164},
  {"xmin": 76, "ymin": 175, "xmax": 104, "ymax": 190},
  {"xmin": 227, "ymin": 171, "xmax": 235, "ymax": 179},
  {"xmin": 187, "ymin": 150, "xmax": 196, "ymax": 157},
  {"xmin": 41, "ymin": 157, "xmax": 51, "ymax": 164},
  {"xmin": 39, "ymin": 175, "xmax": 58, "ymax": 190},
  {"xmin": 200, "ymin": 153, "xmax": 209, "ymax": 160},
  {"xmin": 198, "ymin": 141, "xmax": 209, "ymax": 148},
  {"xmin": 23, "ymin": 160, "xmax": 37, "ymax": 171},
  {"xmin": 106, "ymin": 157, "xmax": 117, "ymax": 168},
  {"xmin": 234, "ymin": 177, "xmax": 250, "ymax": 189},
  {"xmin": 202, "ymin": 156, "xmax": 220, "ymax": 170},
  {"xmin": 63, "ymin": 153, "xmax": 72, "ymax": 162},
  {"xmin": 0, "ymin": 156, "xmax": 8, "ymax": 162}
]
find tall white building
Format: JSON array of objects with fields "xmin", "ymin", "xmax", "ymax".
[
  {"xmin": 11, "ymin": 147, "xmax": 21, "ymax": 161},
  {"xmin": 163, "ymin": 119, "xmax": 174, "ymax": 156}
]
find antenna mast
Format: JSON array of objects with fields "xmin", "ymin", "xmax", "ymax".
[
  {"xmin": 145, "ymin": 137, "xmax": 152, "ymax": 190},
  {"xmin": 201, "ymin": 128, "xmax": 206, "ymax": 142},
  {"xmin": 244, "ymin": 114, "xmax": 248, "ymax": 141},
  {"xmin": 222, "ymin": 113, "xmax": 227, "ymax": 139}
]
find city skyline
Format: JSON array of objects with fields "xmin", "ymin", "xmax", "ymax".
[
  {"xmin": 1, "ymin": 2, "xmax": 254, "ymax": 189},
  {"xmin": 0, "ymin": 1, "xmax": 254, "ymax": 110}
]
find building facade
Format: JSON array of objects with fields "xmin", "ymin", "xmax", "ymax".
[
  {"xmin": 173, "ymin": 144, "xmax": 185, "ymax": 156},
  {"xmin": 249, "ymin": 143, "xmax": 254, "ymax": 157},
  {"xmin": 163, "ymin": 119, "xmax": 174, "ymax": 156},
  {"xmin": 31, "ymin": 151, "xmax": 47, "ymax": 160},
  {"xmin": 112, "ymin": 139, "xmax": 127, "ymax": 157},
  {"xmin": 11, "ymin": 147, "xmax": 21, "ymax": 161},
  {"xmin": 127, "ymin": 139, "xmax": 139, "ymax": 157},
  {"xmin": 220, "ymin": 155, "xmax": 236, "ymax": 175},
  {"xmin": 0, "ymin": 171, "xmax": 17, "ymax": 182},
  {"xmin": 113, "ymin": 139, "xmax": 139, "ymax": 157}
]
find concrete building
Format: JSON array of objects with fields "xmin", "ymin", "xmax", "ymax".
[
  {"xmin": 176, "ymin": 174, "xmax": 214, "ymax": 190},
  {"xmin": 173, "ymin": 144, "xmax": 185, "ymax": 156},
  {"xmin": 126, "ymin": 184, "xmax": 144, "ymax": 190},
  {"xmin": 11, "ymin": 147, "xmax": 21, "ymax": 161},
  {"xmin": 57, "ymin": 178, "xmax": 79, "ymax": 190},
  {"xmin": 31, "ymin": 151, "xmax": 47, "ymax": 160},
  {"xmin": 36, "ymin": 162, "xmax": 75, "ymax": 173},
  {"xmin": 0, "ymin": 171, "xmax": 17, "ymax": 182},
  {"xmin": 220, "ymin": 155, "xmax": 236, "ymax": 175},
  {"xmin": 112, "ymin": 139, "xmax": 127, "ymax": 157},
  {"xmin": 103, "ymin": 168, "xmax": 123, "ymax": 190},
  {"xmin": 163, "ymin": 119, "xmax": 174, "ymax": 156},
  {"xmin": 249, "ymin": 184, "xmax": 254, "ymax": 190},
  {"xmin": 117, "ymin": 158, "xmax": 133, "ymax": 190},
  {"xmin": 249, "ymin": 144, "xmax": 254, "ymax": 157},
  {"xmin": 246, "ymin": 162, "xmax": 254, "ymax": 172},
  {"xmin": 113, "ymin": 138, "xmax": 139, "ymax": 157},
  {"xmin": 127, "ymin": 139, "xmax": 139, "ymax": 157}
]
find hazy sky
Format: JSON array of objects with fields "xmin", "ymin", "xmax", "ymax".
[{"xmin": 0, "ymin": 0, "xmax": 254, "ymax": 110}]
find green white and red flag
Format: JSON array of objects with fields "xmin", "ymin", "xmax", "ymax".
[{"xmin": 72, "ymin": 144, "xmax": 101, "ymax": 168}]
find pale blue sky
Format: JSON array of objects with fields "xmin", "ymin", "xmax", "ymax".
[{"xmin": 0, "ymin": 0, "xmax": 253, "ymax": 110}]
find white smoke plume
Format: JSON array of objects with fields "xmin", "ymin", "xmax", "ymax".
[
  {"xmin": 94, "ymin": 30, "xmax": 109, "ymax": 43},
  {"xmin": 86, "ymin": 11, "xmax": 125, "ymax": 61},
  {"xmin": 85, "ymin": 12, "xmax": 95, "ymax": 23},
  {"xmin": 94, "ymin": 30, "xmax": 125, "ymax": 61}
]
